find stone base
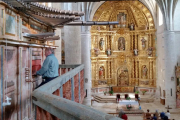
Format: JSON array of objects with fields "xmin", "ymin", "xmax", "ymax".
[
  {"xmin": 113, "ymin": 86, "xmax": 134, "ymax": 93},
  {"xmin": 91, "ymin": 87, "xmax": 110, "ymax": 94},
  {"xmin": 135, "ymin": 86, "xmax": 156, "ymax": 95}
]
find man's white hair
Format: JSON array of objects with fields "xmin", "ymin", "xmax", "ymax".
[{"xmin": 46, "ymin": 47, "xmax": 54, "ymax": 54}]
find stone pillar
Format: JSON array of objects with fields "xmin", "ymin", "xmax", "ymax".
[
  {"xmin": 163, "ymin": 31, "xmax": 176, "ymax": 108},
  {"xmin": 52, "ymin": 3, "xmax": 61, "ymax": 64},
  {"xmin": 64, "ymin": 3, "xmax": 81, "ymax": 64},
  {"xmin": 81, "ymin": 31, "xmax": 91, "ymax": 100}
]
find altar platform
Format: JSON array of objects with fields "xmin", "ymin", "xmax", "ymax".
[{"xmin": 93, "ymin": 93, "xmax": 154, "ymax": 103}]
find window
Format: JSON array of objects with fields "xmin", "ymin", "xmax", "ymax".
[{"xmin": 159, "ymin": 7, "xmax": 163, "ymax": 26}]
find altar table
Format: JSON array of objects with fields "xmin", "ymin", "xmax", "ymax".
[{"xmin": 119, "ymin": 100, "xmax": 138, "ymax": 105}]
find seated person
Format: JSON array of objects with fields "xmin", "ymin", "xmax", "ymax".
[
  {"xmin": 163, "ymin": 116, "xmax": 168, "ymax": 120},
  {"xmin": 121, "ymin": 113, "xmax": 128, "ymax": 120},
  {"xmin": 152, "ymin": 114, "xmax": 157, "ymax": 120},
  {"xmin": 155, "ymin": 110, "xmax": 159, "ymax": 119},
  {"xmin": 165, "ymin": 110, "xmax": 170, "ymax": 119},
  {"xmin": 160, "ymin": 111, "xmax": 165, "ymax": 119},
  {"xmin": 118, "ymin": 109, "xmax": 124, "ymax": 118},
  {"xmin": 146, "ymin": 109, "xmax": 151, "ymax": 119}
]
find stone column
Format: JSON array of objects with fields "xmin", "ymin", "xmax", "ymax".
[
  {"xmin": 163, "ymin": 31, "xmax": 176, "ymax": 108},
  {"xmin": 52, "ymin": 3, "xmax": 61, "ymax": 64},
  {"xmin": 64, "ymin": 3, "xmax": 81, "ymax": 64},
  {"xmin": 81, "ymin": 31, "xmax": 91, "ymax": 100}
]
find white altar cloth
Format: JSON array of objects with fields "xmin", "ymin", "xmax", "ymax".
[{"xmin": 119, "ymin": 100, "xmax": 138, "ymax": 105}]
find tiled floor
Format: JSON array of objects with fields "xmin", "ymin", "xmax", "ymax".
[{"xmin": 83, "ymin": 94, "xmax": 180, "ymax": 120}]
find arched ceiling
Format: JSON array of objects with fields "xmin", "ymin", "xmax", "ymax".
[{"xmin": 91, "ymin": 1, "xmax": 155, "ymax": 30}]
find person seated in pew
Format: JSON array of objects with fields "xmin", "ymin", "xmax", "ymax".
[
  {"xmin": 160, "ymin": 110, "xmax": 165, "ymax": 119},
  {"xmin": 163, "ymin": 116, "xmax": 168, "ymax": 120},
  {"xmin": 154, "ymin": 110, "xmax": 159, "ymax": 119},
  {"xmin": 146, "ymin": 109, "xmax": 151, "ymax": 119},
  {"xmin": 121, "ymin": 113, "xmax": 128, "ymax": 120},
  {"xmin": 118, "ymin": 109, "xmax": 124, "ymax": 118},
  {"xmin": 152, "ymin": 114, "xmax": 157, "ymax": 120}
]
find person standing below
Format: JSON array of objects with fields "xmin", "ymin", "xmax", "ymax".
[
  {"xmin": 35, "ymin": 48, "xmax": 59, "ymax": 88},
  {"xmin": 165, "ymin": 110, "xmax": 170, "ymax": 119}
]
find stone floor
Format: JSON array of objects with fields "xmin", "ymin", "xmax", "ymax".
[{"xmin": 83, "ymin": 93, "xmax": 180, "ymax": 120}]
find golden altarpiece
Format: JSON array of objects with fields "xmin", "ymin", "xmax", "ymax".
[{"xmin": 91, "ymin": 1, "xmax": 156, "ymax": 92}]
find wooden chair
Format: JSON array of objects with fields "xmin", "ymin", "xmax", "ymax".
[
  {"xmin": 135, "ymin": 94, "xmax": 139, "ymax": 99},
  {"xmin": 116, "ymin": 94, "xmax": 120, "ymax": 102},
  {"xmin": 125, "ymin": 94, "xmax": 128, "ymax": 99}
]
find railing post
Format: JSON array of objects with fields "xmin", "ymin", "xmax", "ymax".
[
  {"xmin": 60, "ymin": 86, "xmax": 63, "ymax": 97},
  {"xmin": 78, "ymin": 72, "xmax": 81, "ymax": 102},
  {"xmin": 71, "ymin": 78, "xmax": 74, "ymax": 101}
]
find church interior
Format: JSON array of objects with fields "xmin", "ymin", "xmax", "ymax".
[{"xmin": 0, "ymin": 0, "xmax": 180, "ymax": 120}]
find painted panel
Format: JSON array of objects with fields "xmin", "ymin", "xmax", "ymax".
[
  {"xmin": 5, "ymin": 14, "xmax": 15, "ymax": 35},
  {"xmin": 3, "ymin": 46, "xmax": 18, "ymax": 120}
]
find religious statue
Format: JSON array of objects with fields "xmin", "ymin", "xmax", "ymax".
[
  {"xmin": 106, "ymin": 48, "xmax": 111, "ymax": 56},
  {"xmin": 118, "ymin": 37, "xmax": 125, "ymax": 50},
  {"xmin": 141, "ymin": 37, "xmax": 146, "ymax": 49},
  {"xmin": 130, "ymin": 23, "xmax": 134, "ymax": 30},
  {"xmin": 142, "ymin": 65, "xmax": 148, "ymax": 78},
  {"xmin": 134, "ymin": 49, "xmax": 138, "ymax": 56},
  {"xmin": 94, "ymin": 48, "xmax": 99, "ymax": 56},
  {"xmin": 117, "ymin": 13, "xmax": 126, "ymax": 28},
  {"xmin": 175, "ymin": 66, "xmax": 180, "ymax": 78},
  {"xmin": 147, "ymin": 47, "xmax": 153, "ymax": 57},
  {"xmin": 99, "ymin": 66, "xmax": 104, "ymax": 78},
  {"xmin": 99, "ymin": 38, "xmax": 104, "ymax": 50}
]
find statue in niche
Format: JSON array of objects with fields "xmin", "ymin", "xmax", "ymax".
[
  {"xmin": 118, "ymin": 37, "xmax": 125, "ymax": 50},
  {"xmin": 147, "ymin": 47, "xmax": 153, "ymax": 57},
  {"xmin": 99, "ymin": 66, "xmax": 104, "ymax": 79},
  {"xmin": 142, "ymin": 65, "xmax": 148, "ymax": 78},
  {"xmin": 99, "ymin": 38, "xmax": 104, "ymax": 50},
  {"xmin": 130, "ymin": 23, "xmax": 134, "ymax": 30},
  {"xmin": 141, "ymin": 37, "xmax": 146, "ymax": 49},
  {"xmin": 117, "ymin": 12, "xmax": 126, "ymax": 28},
  {"xmin": 106, "ymin": 48, "xmax": 111, "ymax": 56},
  {"xmin": 134, "ymin": 49, "xmax": 138, "ymax": 56}
]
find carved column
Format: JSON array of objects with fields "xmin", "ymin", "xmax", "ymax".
[
  {"xmin": 135, "ymin": 33, "xmax": 137, "ymax": 49},
  {"xmin": 64, "ymin": 3, "xmax": 81, "ymax": 64},
  {"xmin": 149, "ymin": 33, "xmax": 152, "ymax": 47},
  {"xmin": 108, "ymin": 61, "xmax": 111, "ymax": 84},
  {"xmin": 137, "ymin": 61, "xmax": 139, "ymax": 85},
  {"xmin": 95, "ymin": 62, "xmax": 98, "ymax": 86},
  {"xmin": 131, "ymin": 33, "xmax": 134, "ymax": 50}
]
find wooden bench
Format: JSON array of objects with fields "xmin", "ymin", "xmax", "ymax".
[{"xmin": 143, "ymin": 112, "xmax": 171, "ymax": 120}]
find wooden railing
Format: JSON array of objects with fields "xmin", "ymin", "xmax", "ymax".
[{"xmin": 32, "ymin": 64, "xmax": 122, "ymax": 120}]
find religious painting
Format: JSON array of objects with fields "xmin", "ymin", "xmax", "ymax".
[
  {"xmin": 142, "ymin": 65, "xmax": 148, "ymax": 79},
  {"xmin": 118, "ymin": 37, "xmax": 125, "ymax": 51},
  {"xmin": 5, "ymin": 14, "xmax": 16, "ymax": 35},
  {"xmin": 99, "ymin": 66, "xmax": 105, "ymax": 79},
  {"xmin": 117, "ymin": 12, "xmax": 127, "ymax": 28}
]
